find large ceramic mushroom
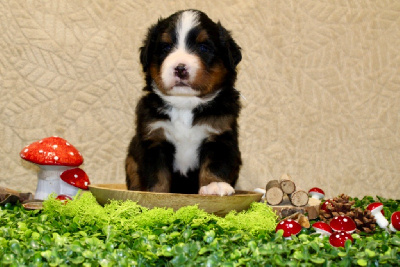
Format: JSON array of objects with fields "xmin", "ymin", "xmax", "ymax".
[{"xmin": 20, "ymin": 136, "xmax": 84, "ymax": 200}]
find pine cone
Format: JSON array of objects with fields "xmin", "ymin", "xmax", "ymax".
[
  {"xmin": 349, "ymin": 208, "xmax": 376, "ymax": 233},
  {"xmin": 319, "ymin": 194, "xmax": 376, "ymax": 233}
]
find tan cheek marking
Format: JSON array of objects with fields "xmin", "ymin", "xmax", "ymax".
[
  {"xmin": 192, "ymin": 61, "xmax": 228, "ymax": 95},
  {"xmin": 209, "ymin": 63, "xmax": 228, "ymax": 91},
  {"xmin": 150, "ymin": 64, "xmax": 167, "ymax": 93}
]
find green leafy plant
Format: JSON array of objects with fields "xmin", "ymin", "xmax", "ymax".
[
  {"xmin": 0, "ymin": 193, "xmax": 399, "ymax": 266},
  {"xmin": 352, "ymin": 195, "xmax": 400, "ymax": 219}
]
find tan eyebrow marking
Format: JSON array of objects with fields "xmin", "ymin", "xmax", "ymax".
[
  {"xmin": 161, "ymin": 32, "xmax": 172, "ymax": 43},
  {"xmin": 196, "ymin": 30, "xmax": 209, "ymax": 43}
]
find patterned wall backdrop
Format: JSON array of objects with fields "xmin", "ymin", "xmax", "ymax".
[{"xmin": 1, "ymin": 0, "xmax": 399, "ymax": 198}]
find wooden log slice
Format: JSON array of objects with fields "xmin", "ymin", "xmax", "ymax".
[
  {"xmin": 279, "ymin": 173, "xmax": 296, "ymax": 194},
  {"xmin": 265, "ymin": 180, "xmax": 284, "ymax": 205},
  {"xmin": 289, "ymin": 190, "xmax": 309, "ymax": 207}
]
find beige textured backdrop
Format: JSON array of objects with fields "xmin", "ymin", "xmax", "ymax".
[{"xmin": 1, "ymin": 0, "xmax": 399, "ymax": 199}]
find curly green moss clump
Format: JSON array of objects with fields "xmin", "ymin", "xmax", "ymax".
[
  {"xmin": 43, "ymin": 192, "xmax": 277, "ymax": 234},
  {"xmin": 218, "ymin": 202, "xmax": 278, "ymax": 234},
  {"xmin": 43, "ymin": 192, "xmax": 107, "ymax": 226}
]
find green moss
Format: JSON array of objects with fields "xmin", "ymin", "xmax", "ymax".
[
  {"xmin": 42, "ymin": 192, "xmax": 278, "ymax": 235},
  {"xmin": 218, "ymin": 202, "xmax": 278, "ymax": 234},
  {"xmin": 43, "ymin": 192, "xmax": 107, "ymax": 226},
  {"xmin": 1, "ymin": 194, "xmax": 399, "ymax": 266},
  {"xmin": 172, "ymin": 205, "xmax": 213, "ymax": 225}
]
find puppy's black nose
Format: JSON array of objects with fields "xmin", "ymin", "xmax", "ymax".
[{"xmin": 174, "ymin": 64, "xmax": 189, "ymax": 79}]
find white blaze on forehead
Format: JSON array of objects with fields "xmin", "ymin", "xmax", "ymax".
[
  {"xmin": 176, "ymin": 10, "xmax": 200, "ymax": 50},
  {"xmin": 159, "ymin": 10, "xmax": 201, "ymax": 93}
]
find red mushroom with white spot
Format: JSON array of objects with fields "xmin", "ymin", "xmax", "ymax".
[
  {"xmin": 312, "ymin": 221, "xmax": 332, "ymax": 237},
  {"xmin": 308, "ymin": 187, "xmax": 325, "ymax": 200},
  {"xmin": 320, "ymin": 199, "xmax": 333, "ymax": 212},
  {"xmin": 330, "ymin": 215, "xmax": 357, "ymax": 233},
  {"xmin": 55, "ymin": 194, "xmax": 73, "ymax": 204},
  {"xmin": 389, "ymin": 211, "xmax": 400, "ymax": 232},
  {"xmin": 366, "ymin": 202, "xmax": 389, "ymax": 229},
  {"xmin": 275, "ymin": 219, "xmax": 302, "ymax": 240},
  {"xmin": 60, "ymin": 167, "xmax": 90, "ymax": 196},
  {"xmin": 329, "ymin": 231, "xmax": 353, "ymax": 247},
  {"xmin": 20, "ymin": 136, "xmax": 83, "ymax": 200}
]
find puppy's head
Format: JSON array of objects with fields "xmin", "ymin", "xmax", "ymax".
[{"xmin": 140, "ymin": 10, "xmax": 241, "ymax": 97}]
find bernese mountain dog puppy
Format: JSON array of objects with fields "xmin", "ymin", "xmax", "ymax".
[{"xmin": 125, "ymin": 9, "xmax": 242, "ymax": 196}]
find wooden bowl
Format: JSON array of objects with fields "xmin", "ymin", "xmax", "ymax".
[{"xmin": 89, "ymin": 184, "xmax": 263, "ymax": 216}]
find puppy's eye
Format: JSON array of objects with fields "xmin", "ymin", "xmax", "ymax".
[
  {"xmin": 160, "ymin": 43, "xmax": 173, "ymax": 53},
  {"xmin": 198, "ymin": 43, "xmax": 211, "ymax": 53}
]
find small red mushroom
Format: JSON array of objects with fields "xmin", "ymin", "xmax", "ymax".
[
  {"xmin": 330, "ymin": 215, "xmax": 356, "ymax": 233},
  {"xmin": 367, "ymin": 202, "xmax": 388, "ymax": 229},
  {"xmin": 276, "ymin": 219, "xmax": 302, "ymax": 239},
  {"xmin": 320, "ymin": 199, "xmax": 333, "ymax": 212},
  {"xmin": 312, "ymin": 221, "xmax": 332, "ymax": 237},
  {"xmin": 329, "ymin": 231, "xmax": 353, "ymax": 247},
  {"xmin": 55, "ymin": 194, "xmax": 72, "ymax": 204},
  {"xmin": 389, "ymin": 211, "xmax": 400, "ymax": 232},
  {"xmin": 308, "ymin": 187, "xmax": 325, "ymax": 200},
  {"xmin": 20, "ymin": 136, "xmax": 84, "ymax": 200},
  {"xmin": 60, "ymin": 168, "xmax": 90, "ymax": 196}
]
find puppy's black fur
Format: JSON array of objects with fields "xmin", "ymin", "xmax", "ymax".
[{"xmin": 126, "ymin": 10, "xmax": 242, "ymax": 194}]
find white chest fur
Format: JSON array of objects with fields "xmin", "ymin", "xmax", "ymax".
[
  {"xmin": 150, "ymin": 105, "xmax": 218, "ymax": 176},
  {"xmin": 149, "ymin": 92, "xmax": 220, "ymax": 176}
]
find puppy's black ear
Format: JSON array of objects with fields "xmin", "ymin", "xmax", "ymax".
[
  {"xmin": 139, "ymin": 23, "xmax": 159, "ymax": 72},
  {"xmin": 218, "ymin": 23, "xmax": 242, "ymax": 70}
]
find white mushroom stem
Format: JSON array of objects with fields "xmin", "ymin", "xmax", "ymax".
[
  {"xmin": 310, "ymin": 192, "xmax": 324, "ymax": 200},
  {"xmin": 372, "ymin": 211, "xmax": 389, "ymax": 229},
  {"xmin": 59, "ymin": 179, "xmax": 80, "ymax": 196},
  {"xmin": 389, "ymin": 224, "xmax": 397, "ymax": 232},
  {"xmin": 35, "ymin": 165, "xmax": 72, "ymax": 200},
  {"xmin": 314, "ymin": 229, "xmax": 331, "ymax": 237},
  {"xmin": 253, "ymin": 188, "xmax": 266, "ymax": 199}
]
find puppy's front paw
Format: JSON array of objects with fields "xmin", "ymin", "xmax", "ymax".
[{"xmin": 199, "ymin": 182, "xmax": 235, "ymax": 196}]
